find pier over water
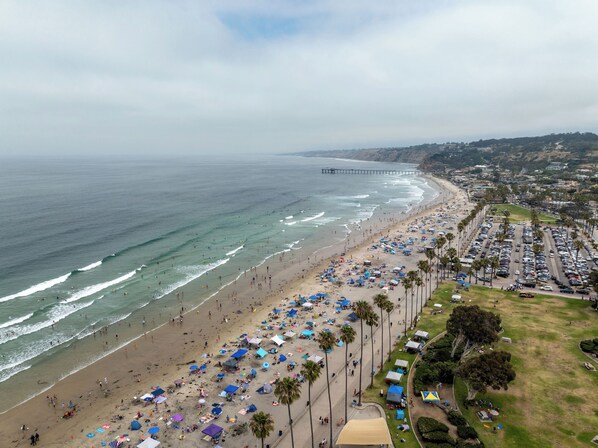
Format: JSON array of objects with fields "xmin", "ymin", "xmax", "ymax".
[{"xmin": 321, "ymin": 168, "xmax": 418, "ymax": 175}]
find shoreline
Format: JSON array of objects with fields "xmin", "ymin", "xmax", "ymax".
[{"xmin": 0, "ymin": 174, "xmax": 458, "ymax": 447}]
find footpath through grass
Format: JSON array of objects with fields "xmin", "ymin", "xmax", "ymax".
[
  {"xmin": 368, "ymin": 284, "xmax": 598, "ymax": 447},
  {"xmin": 491, "ymin": 203, "xmax": 557, "ymax": 224}
]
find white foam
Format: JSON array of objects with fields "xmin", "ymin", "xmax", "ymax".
[
  {"xmin": 0, "ymin": 313, "xmax": 34, "ymax": 330},
  {"xmin": 285, "ymin": 215, "xmax": 293, "ymax": 220},
  {"xmin": 61, "ymin": 268, "xmax": 140, "ymax": 304},
  {"xmin": 351, "ymin": 194, "xmax": 370, "ymax": 199},
  {"xmin": 301, "ymin": 212, "xmax": 325, "ymax": 222},
  {"xmin": 0, "ymin": 273, "xmax": 71, "ymax": 303},
  {"xmin": 156, "ymin": 258, "xmax": 230, "ymax": 299},
  {"xmin": 226, "ymin": 245, "xmax": 244, "ymax": 256},
  {"xmin": 77, "ymin": 260, "xmax": 102, "ymax": 272},
  {"xmin": 285, "ymin": 221, "xmax": 297, "ymax": 226}
]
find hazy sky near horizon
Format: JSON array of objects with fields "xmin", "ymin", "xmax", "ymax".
[{"xmin": 1, "ymin": 0, "xmax": 597, "ymax": 156}]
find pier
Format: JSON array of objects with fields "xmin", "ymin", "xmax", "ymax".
[{"xmin": 321, "ymin": 168, "xmax": 419, "ymax": 175}]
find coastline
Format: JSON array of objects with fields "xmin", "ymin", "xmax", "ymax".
[{"xmin": 0, "ymin": 173, "xmax": 459, "ymax": 447}]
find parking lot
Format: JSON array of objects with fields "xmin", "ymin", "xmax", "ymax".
[{"xmin": 460, "ymin": 216, "xmax": 597, "ymax": 297}]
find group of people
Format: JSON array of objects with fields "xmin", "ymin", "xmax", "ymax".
[{"xmin": 20, "ymin": 426, "xmax": 39, "ymax": 446}]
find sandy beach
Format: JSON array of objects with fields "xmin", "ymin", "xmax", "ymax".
[{"xmin": 0, "ymin": 175, "xmax": 471, "ymax": 448}]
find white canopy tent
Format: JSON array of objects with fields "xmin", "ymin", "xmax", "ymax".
[
  {"xmin": 394, "ymin": 359, "xmax": 409, "ymax": 369},
  {"xmin": 307, "ymin": 354, "xmax": 323, "ymax": 363},
  {"xmin": 385, "ymin": 370, "xmax": 403, "ymax": 384},
  {"xmin": 271, "ymin": 335, "xmax": 285, "ymax": 346},
  {"xmin": 137, "ymin": 438, "xmax": 160, "ymax": 448},
  {"xmin": 283, "ymin": 331, "xmax": 296, "ymax": 339}
]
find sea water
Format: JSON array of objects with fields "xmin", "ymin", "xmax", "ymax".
[{"xmin": 0, "ymin": 154, "xmax": 438, "ymax": 412}]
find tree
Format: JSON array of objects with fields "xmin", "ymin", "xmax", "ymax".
[
  {"xmin": 373, "ymin": 293, "xmax": 389, "ymax": 370},
  {"xmin": 274, "ymin": 377, "xmax": 302, "ymax": 448},
  {"xmin": 300, "ymin": 361, "xmax": 321, "ymax": 448},
  {"xmin": 457, "ymin": 351, "xmax": 516, "ymax": 400},
  {"xmin": 472, "ymin": 259, "xmax": 482, "ymax": 285},
  {"xmin": 574, "ymin": 239, "xmax": 584, "ymax": 262},
  {"xmin": 439, "ymin": 256, "xmax": 450, "ymax": 280},
  {"xmin": 383, "ymin": 300, "xmax": 395, "ymax": 362},
  {"xmin": 446, "ymin": 232, "xmax": 455, "ymax": 249},
  {"xmin": 446, "ymin": 305, "xmax": 501, "ymax": 359},
  {"xmin": 401, "ymin": 279, "xmax": 412, "ymax": 336},
  {"xmin": 339, "ymin": 325, "xmax": 356, "ymax": 423},
  {"xmin": 489, "ymin": 256, "xmax": 499, "ymax": 287},
  {"xmin": 316, "ymin": 330, "xmax": 336, "ymax": 445},
  {"xmin": 425, "ymin": 249, "xmax": 436, "ymax": 293},
  {"xmin": 353, "ymin": 300, "xmax": 371, "ymax": 406},
  {"xmin": 250, "ymin": 411, "xmax": 275, "ymax": 448},
  {"xmin": 365, "ymin": 310, "xmax": 379, "ymax": 388},
  {"xmin": 407, "ymin": 270, "xmax": 419, "ymax": 327}
]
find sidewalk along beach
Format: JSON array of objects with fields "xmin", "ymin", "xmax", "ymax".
[{"xmin": 0, "ymin": 175, "xmax": 469, "ymax": 448}]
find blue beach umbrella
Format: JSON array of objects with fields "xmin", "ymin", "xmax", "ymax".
[
  {"xmin": 189, "ymin": 365, "xmax": 199, "ymax": 371},
  {"xmin": 148, "ymin": 427, "xmax": 160, "ymax": 435}
]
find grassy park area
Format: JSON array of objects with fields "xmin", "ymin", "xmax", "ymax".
[
  {"xmin": 366, "ymin": 284, "xmax": 598, "ymax": 447},
  {"xmin": 491, "ymin": 203, "xmax": 557, "ymax": 224}
]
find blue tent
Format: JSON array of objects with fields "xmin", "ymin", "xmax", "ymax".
[
  {"xmin": 286, "ymin": 309, "xmax": 298, "ymax": 318},
  {"xmin": 273, "ymin": 308, "xmax": 281, "ymax": 313},
  {"xmin": 395, "ymin": 409, "xmax": 405, "ymax": 420},
  {"xmin": 387, "ymin": 385, "xmax": 404, "ymax": 404},
  {"xmin": 130, "ymin": 420, "xmax": 142, "ymax": 431},
  {"xmin": 224, "ymin": 385, "xmax": 239, "ymax": 394},
  {"xmin": 231, "ymin": 349, "xmax": 248, "ymax": 359},
  {"xmin": 301, "ymin": 330, "xmax": 314, "ymax": 338},
  {"xmin": 317, "ymin": 293, "xmax": 327, "ymax": 298},
  {"xmin": 347, "ymin": 313, "xmax": 358, "ymax": 322},
  {"xmin": 256, "ymin": 348, "xmax": 268, "ymax": 358},
  {"xmin": 340, "ymin": 299, "xmax": 351, "ymax": 307},
  {"xmin": 246, "ymin": 404, "xmax": 257, "ymax": 413},
  {"xmin": 278, "ymin": 354, "xmax": 287, "ymax": 362}
]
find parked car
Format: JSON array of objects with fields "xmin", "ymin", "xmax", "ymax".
[
  {"xmin": 519, "ymin": 292, "xmax": 535, "ymax": 298},
  {"xmin": 539, "ymin": 285, "xmax": 553, "ymax": 291}
]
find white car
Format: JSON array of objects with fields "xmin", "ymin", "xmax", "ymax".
[
  {"xmin": 539, "ymin": 285, "xmax": 553, "ymax": 291},
  {"xmin": 515, "ymin": 270, "xmax": 520, "ymax": 275}
]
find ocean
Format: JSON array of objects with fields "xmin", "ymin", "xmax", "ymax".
[{"xmin": 0, "ymin": 154, "xmax": 438, "ymax": 412}]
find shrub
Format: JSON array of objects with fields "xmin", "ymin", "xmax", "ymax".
[
  {"xmin": 457, "ymin": 425, "xmax": 478, "ymax": 439},
  {"xmin": 422, "ymin": 431, "xmax": 456, "ymax": 444},
  {"xmin": 580, "ymin": 338, "xmax": 598, "ymax": 355},
  {"xmin": 427, "ymin": 443, "xmax": 456, "ymax": 448},
  {"xmin": 418, "ymin": 416, "xmax": 449, "ymax": 434},
  {"xmin": 447, "ymin": 410, "xmax": 467, "ymax": 427}
]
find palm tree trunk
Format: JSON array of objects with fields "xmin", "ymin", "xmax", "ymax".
[
  {"xmin": 325, "ymin": 352, "xmax": 333, "ymax": 445},
  {"xmin": 308, "ymin": 383, "xmax": 314, "ymax": 448},
  {"xmin": 387, "ymin": 312, "xmax": 392, "ymax": 362},
  {"xmin": 369, "ymin": 325, "xmax": 375, "ymax": 388},
  {"xmin": 379, "ymin": 307, "xmax": 384, "ymax": 371},
  {"xmin": 261, "ymin": 438, "xmax": 264, "ymax": 448},
  {"xmin": 344, "ymin": 344, "xmax": 349, "ymax": 423},
  {"xmin": 358, "ymin": 321, "xmax": 364, "ymax": 406},
  {"xmin": 287, "ymin": 404, "xmax": 295, "ymax": 448}
]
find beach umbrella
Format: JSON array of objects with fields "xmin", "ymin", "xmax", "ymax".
[
  {"xmin": 173, "ymin": 379, "xmax": 182, "ymax": 384},
  {"xmin": 198, "ymin": 398, "xmax": 206, "ymax": 405},
  {"xmin": 199, "ymin": 364, "xmax": 207, "ymax": 371},
  {"xmin": 262, "ymin": 362, "xmax": 270, "ymax": 370},
  {"xmin": 171, "ymin": 414, "xmax": 184, "ymax": 422},
  {"xmin": 189, "ymin": 365, "xmax": 199, "ymax": 371},
  {"xmin": 250, "ymin": 369, "xmax": 257, "ymax": 376},
  {"xmin": 211, "ymin": 406, "xmax": 223, "ymax": 416},
  {"xmin": 489, "ymin": 410, "xmax": 500, "ymax": 416},
  {"xmin": 218, "ymin": 349, "xmax": 227, "ymax": 355},
  {"xmin": 148, "ymin": 427, "xmax": 160, "ymax": 435}
]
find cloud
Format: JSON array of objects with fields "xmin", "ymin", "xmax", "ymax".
[{"xmin": 0, "ymin": 0, "xmax": 597, "ymax": 156}]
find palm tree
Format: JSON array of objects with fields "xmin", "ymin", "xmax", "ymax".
[
  {"xmin": 418, "ymin": 260, "xmax": 431, "ymax": 308},
  {"xmin": 365, "ymin": 310, "xmax": 379, "ymax": 388},
  {"xmin": 250, "ymin": 411, "xmax": 275, "ymax": 448},
  {"xmin": 300, "ymin": 361, "xmax": 321, "ymax": 448},
  {"xmin": 383, "ymin": 300, "xmax": 395, "ymax": 362},
  {"xmin": 446, "ymin": 247, "xmax": 457, "ymax": 273},
  {"xmin": 446, "ymin": 232, "xmax": 455, "ymax": 249},
  {"xmin": 401, "ymin": 279, "xmax": 412, "ymax": 336},
  {"xmin": 439, "ymin": 255, "xmax": 449, "ymax": 280},
  {"xmin": 373, "ymin": 293, "xmax": 389, "ymax": 370},
  {"xmin": 574, "ymin": 239, "xmax": 584, "ymax": 262},
  {"xmin": 353, "ymin": 300, "xmax": 371, "ymax": 406},
  {"xmin": 339, "ymin": 325, "xmax": 356, "ymax": 423},
  {"xmin": 406, "ymin": 270, "xmax": 418, "ymax": 328},
  {"xmin": 316, "ymin": 330, "xmax": 336, "ymax": 445},
  {"xmin": 489, "ymin": 256, "xmax": 499, "ymax": 287},
  {"xmin": 425, "ymin": 249, "xmax": 436, "ymax": 291},
  {"xmin": 414, "ymin": 275, "xmax": 424, "ymax": 315},
  {"xmin": 274, "ymin": 377, "xmax": 302, "ymax": 448}
]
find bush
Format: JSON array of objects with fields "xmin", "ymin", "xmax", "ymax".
[
  {"xmin": 418, "ymin": 416, "xmax": 450, "ymax": 435},
  {"xmin": 426, "ymin": 443, "xmax": 456, "ymax": 448},
  {"xmin": 580, "ymin": 338, "xmax": 598, "ymax": 355},
  {"xmin": 422, "ymin": 431, "xmax": 456, "ymax": 444},
  {"xmin": 457, "ymin": 441, "xmax": 485, "ymax": 448},
  {"xmin": 447, "ymin": 410, "xmax": 467, "ymax": 427},
  {"xmin": 457, "ymin": 425, "xmax": 478, "ymax": 439}
]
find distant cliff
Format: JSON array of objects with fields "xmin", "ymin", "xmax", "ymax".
[
  {"xmin": 295, "ymin": 144, "xmax": 444, "ymax": 164},
  {"xmin": 296, "ymin": 132, "xmax": 598, "ymax": 172}
]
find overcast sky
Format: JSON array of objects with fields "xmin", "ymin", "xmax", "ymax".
[{"xmin": 1, "ymin": 0, "xmax": 597, "ymax": 156}]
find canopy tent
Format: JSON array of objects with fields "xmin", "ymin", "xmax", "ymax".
[
  {"xmin": 270, "ymin": 335, "xmax": 285, "ymax": 346},
  {"xmin": 137, "ymin": 438, "xmax": 160, "ymax": 448},
  {"xmin": 386, "ymin": 385, "xmax": 404, "ymax": 404},
  {"xmin": 255, "ymin": 348, "xmax": 268, "ymax": 358},
  {"xmin": 286, "ymin": 309, "xmax": 298, "ymax": 318},
  {"xmin": 278, "ymin": 354, "xmax": 287, "ymax": 362},
  {"xmin": 414, "ymin": 330, "xmax": 429, "ymax": 340},
  {"xmin": 224, "ymin": 385, "xmax": 239, "ymax": 394},
  {"xmin": 202, "ymin": 423, "xmax": 224, "ymax": 438},
  {"xmin": 335, "ymin": 418, "xmax": 392, "ymax": 446},
  {"xmin": 302, "ymin": 302, "xmax": 313, "ymax": 309},
  {"xmin": 405, "ymin": 340, "xmax": 422, "ymax": 352},
  {"xmin": 307, "ymin": 354, "xmax": 323, "ymax": 363},
  {"xmin": 248, "ymin": 338, "xmax": 262, "ymax": 346},
  {"xmin": 385, "ymin": 371, "xmax": 403, "ymax": 384},
  {"xmin": 301, "ymin": 330, "xmax": 314, "ymax": 338},
  {"xmin": 339, "ymin": 299, "xmax": 351, "ymax": 307},
  {"xmin": 151, "ymin": 388, "xmax": 165, "ymax": 397},
  {"xmin": 421, "ymin": 391, "xmax": 441, "ymax": 402},
  {"xmin": 222, "ymin": 359, "xmax": 239, "ymax": 371},
  {"xmin": 231, "ymin": 349, "xmax": 248, "ymax": 359},
  {"xmin": 394, "ymin": 359, "xmax": 409, "ymax": 369},
  {"xmin": 283, "ymin": 331, "xmax": 296, "ymax": 339},
  {"xmin": 395, "ymin": 409, "xmax": 405, "ymax": 420},
  {"xmin": 130, "ymin": 420, "xmax": 142, "ymax": 430},
  {"xmin": 347, "ymin": 313, "xmax": 358, "ymax": 322},
  {"xmin": 433, "ymin": 303, "xmax": 443, "ymax": 309},
  {"xmin": 451, "ymin": 294, "xmax": 462, "ymax": 302}
]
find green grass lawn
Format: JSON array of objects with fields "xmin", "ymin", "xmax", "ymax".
[
  {"xmin": 491, "ymin": 203, "xmax": 557, "ymax": 224},
  {"xmin": 368, "ymin": 284, "xmax": 598, "ymax": 447},
  {"xmin": 449, "ymin": 287, "xmax": 598, "ymax": 447}
]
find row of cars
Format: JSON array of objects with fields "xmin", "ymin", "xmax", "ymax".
[
  {"xmin": 550, "ymin": 228, "xmax": 591, "ymax": 295},
  {"xmin": 494, "ymin": 223, "xmax": 514, "ymax": 278}
]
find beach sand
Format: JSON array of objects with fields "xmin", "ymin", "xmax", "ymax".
[{"xmin": 0, "ymin": 176, "xmax": 470, "ymax": 448}]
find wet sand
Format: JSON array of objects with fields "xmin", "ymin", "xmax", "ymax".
[{"xmin": 0, "ymin": 175, "xmax": 465, "ymax": 447}]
